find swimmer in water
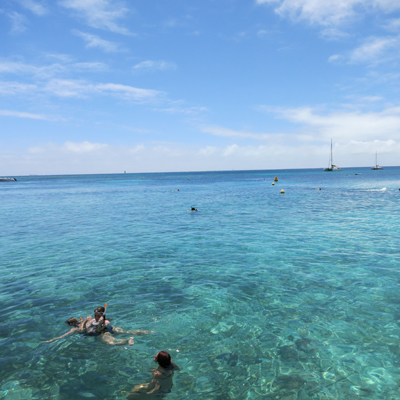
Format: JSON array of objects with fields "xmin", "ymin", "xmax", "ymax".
[
  {"xmin": 190, "ymin": 207, "xmax": 198, "ymax": 211},
  {"xmin": 84, "ymin": 306, "xmax": 152, "ymax": 346},
  {"xmin": 44, "ymin": 306, "xmax": 151, "ymax": 345},
  {"xmin": 126, "ymin": 351, "xmax": 180, "ymax": 399}
]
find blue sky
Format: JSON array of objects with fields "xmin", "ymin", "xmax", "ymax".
[{"xmin": 1, "ymin": 0, "xmax": 400, "ymax": 174}]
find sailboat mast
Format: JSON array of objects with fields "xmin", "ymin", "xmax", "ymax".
[{"xmin": 330, "ymin": 139, "xmax": 333, "ymax": 168}]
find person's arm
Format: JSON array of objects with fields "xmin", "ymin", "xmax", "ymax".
[
  {"xmin": 145, "ymin": 371, "xmax": 162, "ymax": 392},
  {"xmin": 42, "ymin": 327, "xmax": 78, "ymax": 343}
]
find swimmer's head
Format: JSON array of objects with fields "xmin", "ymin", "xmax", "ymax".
[
  {"xmin": 65, "ymin": 317, "xmax": 79, "ymax": 326},
  {"xmin": 154, "ymin": 351, "xmax": 171, "ymax": 368},
  {"xmin": 94, "ymin": 306, "xmax": 105, "ymax": 321}
]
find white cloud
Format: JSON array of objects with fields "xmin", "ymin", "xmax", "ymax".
[
  {"xmin": 256, "ymin": 0, "xmax": 400, "ymax": 27},
  {"xmin": 73, "ymin": 30, "xmax": 123, "ymax": 52},
  {"xmin": 8, "ymin": 11, "xmax": 27, "ymax": 33},
  {"xmin": 17, "ymin": 0, "xmax": 47, "ymax": 16},
  {"xmin": 261, "ymin": 105, "xmax": 400, "ymax": 142},
  {"xmin": 0, "ymin": 109, "xmax": 50, "ymax": 120},
  {"xmin": 198, "ymin": 146, "xmax": 217, "ymax": 156},
  {"xmin": 156, "ymin": 106, "xmax": 207, "ymax": 115},
  {"xmin": 328, "ymin": 54, "xmax": 342, "ymax": 63},
  {"xmin": 384, "ymin": 18, "xmax": 400, "ymax": 32},
  {"xmin": 45, "ymin": 54, "xmax": 74, "ymax": 63},
  {"xmin": 329, "ymin": 35, "xmax": 400, "ymax": 65},
  {"xmin": 93, "ymin": 82, "xmax": 163, "ymax": 101},
  {"xmin": 0, "ymin": 139, "xmax": 400, "ymax": 175},
  {"xmin": 0, "ymin": 81, "xmax": 37, "ymax": 95},
  {"xmin": 201, "ymin": 125, "xmax": 273, "ymax": 140},
  {"xmin": 63, "ymin": 141, "xmax": 109, "ymax": 153},
  {"xmin": 0, "ymin": 59, "xmax": 165, "ymax": 104},
  {"xmin": 40, "ymin": 79, "xmax": 164, "ymax": 101},
  {"xmin": 133, "ymin": 60, "xmax": 177, "ymax": 72},
  {"xmin": 59, "ymin": 0, "xmax": 131, "ymax": 35},
  {"xmin": 0, "ymin": 74, "xmax": 163, "ymax": 102},
  {"xmin": 361, "ymin": 96, "xmax": 383, "ymax": 102},
  {"xmin": 2, "ymin": 138, "xmax": 400, "ymax": 176},
  {"xmin": 73, "ymin": 62, "xmax": 109, "ymax": 72},
  {"xmin": 223, "ymin": 144, "xmax": 240, "ymax": 157},
  {"xmin": 0, "ymin": 59, "xmax": 108, "ymax": 78},
  {"xmin": 348, "ymin": 36, "xmax": 400, "ymax": 64}
]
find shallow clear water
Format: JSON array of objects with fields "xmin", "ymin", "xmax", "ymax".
[{"xmin": 1, "ymin": 168, "xmax": 400, "ymax": 399}]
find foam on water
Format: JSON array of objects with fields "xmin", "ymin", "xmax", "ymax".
[{"xmin": 1, "ymin": 168, "xmax": 400, "ymax": 399}]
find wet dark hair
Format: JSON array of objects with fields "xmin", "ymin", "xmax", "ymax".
[
  {"xmin": 94, "ymin": 306, "xmax": 105, "ymax": 314},
  {"xmin": 65, "ymin": 317, "xmax": 79, "ymax": 326},
  {"xmin": 155, "ymin": 351, "xmax": 171, "ymax": 368}
]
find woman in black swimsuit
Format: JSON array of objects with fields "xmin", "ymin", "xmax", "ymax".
[{"xmin": 126, "ymin": 351, "xmax": 180, "ymax": 399}]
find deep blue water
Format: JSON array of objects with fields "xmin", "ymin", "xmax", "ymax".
[{"xmin": 1, "ymin": 167, "xmax": 400, "ymax": 399}]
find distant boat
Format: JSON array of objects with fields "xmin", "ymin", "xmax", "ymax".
[
  {"xmin": 324, "ymin": 140, "xmax": 342, "ymax": 171},
  {"xmin": 371, "ymin": 151, "xmax": 383, "ymax": 170},
  {"xmin": 0, "ymin": 177, "xmax": 17, "ymax": 182}
]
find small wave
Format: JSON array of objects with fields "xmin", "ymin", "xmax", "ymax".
[{"xmin": 361, "ymin": 187, "xmax": 387, "ymax": 192}]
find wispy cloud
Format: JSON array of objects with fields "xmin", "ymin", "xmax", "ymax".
[
  {"xmin": 5, "ymin": 138, "xmax": 400, "ymax": 176},
  {"xmin": 329, "ymin": 36, "xmax": 400, "ymax": 65},
  {"xmin": 17, "ymin": 0, "xmax": 48, "ymax": 16},
  {"xmin": 8, "ymin": 11, "xmax": 28, "ymax": 33},
  {"xmin": 0, "ymin": 59, "xmax": 108, "ymax": 78},
  {"xmin": 133, "ymin": 60, "xmax": 177, "ymax": 72},
  {"xmin": 0, "ymin": 109, "xmax": 51, "ymax": 120},
  {"xmin": 155, "ymin": 106, "xmax": 207, "ymax": 115},
  {"xmin": 73, "ymin": 30, "xmax": 124, "ymax": 52},
  {"xmin": 348, "ymin": 36, "xmax": 400, "ymax": 64},
  {"xmin": 256, "ymin": 0, "xmax": 400, "ymax": 28},
  {"xmin": 0, "ymin": 81, "xmax": 37, "ymax": 95},
  {"xmin": 63, "ymin": 141, "xmax": 109, "ymax": 153},
  {"xmin": 28, "ymin": 141, "xmax": 109, "ymax": 155},
  {"xmin": 384, "ymin": 18, "xmax": 400, "ymax": 32},
  {"xmin": 260, "ymin": 105, "xmax": 400, "ymax": 142},
  {"xmin": 361, "ymin": 96, "xmax": 383, "ymax": 102},
  {"xmin": 201, "ymin": 125, "xmax": 273, "ymax": 140},
  {"xmin": 0, "ymin": 58, "xmax": 165, "ymax": 104},
  {"xmin": 39, "ymin": 79, "xmax": 164, "ymax": 101},
  {"xmin": 59, "ymin": 0, "xmax": 132, "ymax": 35}
]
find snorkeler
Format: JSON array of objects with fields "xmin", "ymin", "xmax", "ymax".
[
  {"xmin": 126, "ymin": 351, "xmax": 180, "ymax": 399},
  {"xmin": 83, "ymin": 306, "xmax": 141, "ymax": 346},
  {"xmin": 190, "ymin": 207, "xmax": 198, "ymax": 211}
]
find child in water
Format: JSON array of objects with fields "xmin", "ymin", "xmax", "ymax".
[{"xmin": 126, "ymin": 351, "xmax": 180, "ymax": 399}]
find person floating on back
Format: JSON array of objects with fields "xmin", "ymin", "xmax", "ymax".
[
  {"xmin": 126, "ymin": 351, "xmax": 180, "ymax": 399},
  {"xmin": 43, "ymin": 306, "xmax": 152, "ymax": 345}
]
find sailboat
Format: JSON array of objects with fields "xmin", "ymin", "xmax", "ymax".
[
  {"xmin": 324, "ymin": 139, "xmax": 342, "ymax": 171},
  {"xmin": 371, "ymin": 151, "xmax": 383, "ymax": 170}
]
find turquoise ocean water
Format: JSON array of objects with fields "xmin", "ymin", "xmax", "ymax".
[{"xmin": 1, "ymin": 168, "xmax": 400, "ymax": 400}]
